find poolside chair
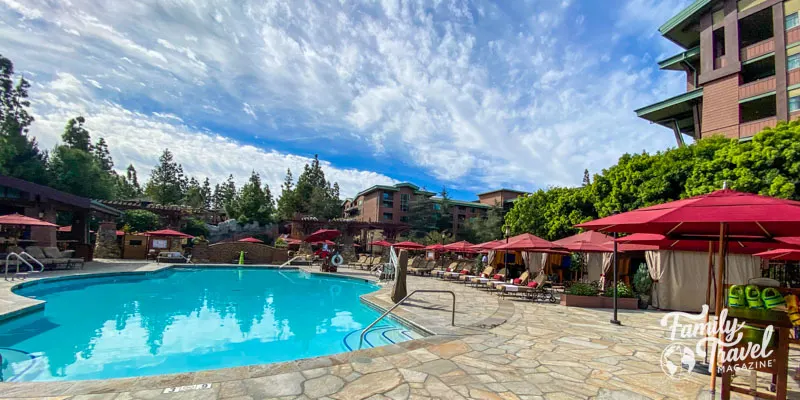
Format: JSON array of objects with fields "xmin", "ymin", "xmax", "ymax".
[
  {"xmin": 435, "ymin": 261, "xmax": 460, "ymax": 279},
  {"xmin": 26, "ymin": 246, "xmax": 68, "ymax": 269},
  {"xmin": 43, "ymin": 247, "xmax": 84, "ymax": 269},
  {"xmin": 468, "ymin": 266, "xmax": 497, "ymax": 286},
  {"xmin": 357, "ymin": 256, "xmax": 375, "ymax": 270},
  {"xmin": 508, "ymin": 271, "xmax": 557, "ymax": 303},
  {"xmin": 352, "ymin": 255, "xmax": 368, "ymax": 268},
  {"xmin": 409, "ymin": 260, "xmax": 436, "ymax": 276},
  {"xmin": 482, "ymin": 268, "xmax": 509, "ymax": 291},
  {"xmin": 495, "ymin": 271, "xmax": 531, "ymax": 296},
  {"xmin": 157, "ymin": 251, "xmax": 190, "ymax": 264}
]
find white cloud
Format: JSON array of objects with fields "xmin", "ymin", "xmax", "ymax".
[{"xmin": 2, "ymin": 0, "xmax": 688, "ymax": 194}]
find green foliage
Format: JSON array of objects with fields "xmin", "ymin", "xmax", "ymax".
[
  {"xmin": 461, "ymin": 204, "xmax": 504, "ymax": 243},
  {"xmin": 62, "ymin": 116, "xmax": 92, "ymax": 152},
  {"xmin": 407, "ymin": 194, "xmax": 438, "ymax": 236},
  {"xmin": 276, "ymin": 155, "xmax": 342, "ymax": 220},
  {"xmin": 227, "ymin": 171, "xmax": 275, "ymax": 225},
  {"xmin": 421, "ymin": 230, "xmax": 454, "ymax": 245},
  {"xmin": 276, "ymin": 169, "xmax": 297, "ymax": 220},
  {"xmin": 275, "ymin": 237, "xmax": 288, "ymax": 248},
  {"xmin": 566, "ymin": 282, "xmax": 598, "ymax": 296},
  {"xmin": 93, "ymin": 137, "xmax": 114, "ymax": 172},
  {"xmin": 604, "ymin": 282, "xmax": 635, "ymax": 298},
  {"xmin": 49, "ymin": 145, "xmax": 115, "ymax": 199},
  {"xmin": 145, "ymin": 149, "xmax": 187, "ymax": 204},
  {"xmin": 633, "ymin": 263, "xmax": 653, "ymax": 295},
  {"xmin": 120, "ymin": 209, "xmax": 160, "ymax": 232},
  {"xmin": 181, "ymin": 218, "xmax": 209, "ymax": 238},
  {"xmin": 505, "ymin": 186, "xmax": 595, "ymax": 240},
  {"xmin": 183, "ymin": 177, "xmax": 206, "ymax": 209},
  {"xmin": 115, "ymin": 164, "xmax": 143, "ymax": 199}
]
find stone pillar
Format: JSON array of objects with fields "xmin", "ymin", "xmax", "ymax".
[
  {"xmin": 192, "ymin": 241, "xmax": 210, "ymax": 262},
  {"xmin": 340, "ymin": 234, "xmax": 356, "ymax": 262},
  {"xmin": 391, "ymin": 250, "xmax": 408, "ymax": 303},
  {"xmin": 299, "ymin": 241, "xmax": 313, "ymax": 255},
  {"xmin": 94, "ymin": 222, "xmax": 121, "ymax": 258}
]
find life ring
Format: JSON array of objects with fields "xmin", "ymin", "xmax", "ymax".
[{"xmin": 331, "ymin": 254, "xmax": 344, "ymax": 267}]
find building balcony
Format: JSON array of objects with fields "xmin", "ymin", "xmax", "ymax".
[
  {"xmin": 740, "ymin": 38, "xmax": 774, "ymax": 62},
  {"xmin": 714, "ymin": 56, "xmax": 727, "ymax": 70},
  {"xmin": 739, "ymin": 76, "xmax": 776, "ymax": 99},
  {"xmin": 790, "ymin": 69, "xmax": 800, "ymax": 86},
  {"xmin": 739, "ymin": 116, "xmax": 777, "ymax": 137},
  {"xmin": 788, "ymin": 26, "xmax": 800, "ymax": 46}
]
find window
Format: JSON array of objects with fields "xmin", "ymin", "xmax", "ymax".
[
  {"xmin": 789, "ymin": 53, "xmax": 800, "ymax": 71},
  {"xmin": 457, "ymin": 214, "xmax": 466, "ymax": 221},
  {"xmin": 790, "ymin": 96, "xmax": 800, "ymax": 112},
  {"xmin": 382, "ymin": 191, "xmax": 394, "ymax": 208},
  {"xmin": 382, "ymin": 212, "xmax": 394, "ymax": 221},
  {"xmin": 128, "ymin": 240, "xmax": 143, "ymax": 246},
  {"xmin": 457, "ymin": 205, "xmax": 466, "ymax": 211},
  {"xmin": 470, "ymin": 207, "xmax": 476, "ymax": 213},
  {"xmin": 787, "ymin": 12, "xmax": 799, "ymax": 30},
  {"xmin": 400, "ymin": 193, "xmax": 410, "ymax": 212},
  {"xmin": 400, "ymin": 216, "xmax": 409, "ymax": 223}
]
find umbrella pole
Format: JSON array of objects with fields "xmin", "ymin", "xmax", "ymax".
[
  {"xmin": 610, "ymin": 232, "xmax": 621, "ymax": 325},
  {"xmin": 709, "ymin": 222, "xmax": 728, "ymax": 396},
  {"xmin": 703, "ymin": 240, "xmax": 714, "ymax": 365}
]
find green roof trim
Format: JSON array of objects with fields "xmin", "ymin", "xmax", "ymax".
[
  {"xmin": 658, "ymin": 0, "xmax": 711, "ymax": 49},
  {"xmin": 355, "ymin": 183, "xmax": 435, "ymax": 199},
  {"xmin": 738, "ymin": 90, "xmax": 776, "ymax": 104},
  {"xmin": 787, "ymin": 83, "xmax": 800, "ymax": 91},
  {"xmin": 475, "ymin": 188, "xmax": 529, "ymax": 197},
  {"xmin": 658, "ymin": 46, "xmax": 700, "ymax": 70},
  {"xmin": 394, "ymin": 182, "xmax": 420, "ymax": 190},
  {"xmin": 635, "ymin": 88, "xmax": 703, "ymax": 117},
  {"xmin": 430, "ymin": 198, "xmax": 490, "ymax": 209},
  {"xmin": 742, "ymin": 52, "xmax": 774, "ymax": 65}
]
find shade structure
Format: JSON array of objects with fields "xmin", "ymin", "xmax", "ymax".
[
  {"xmin": 285, "ymin": 238, "xmax": 302, "ymax": 245},
  {"xmin": 553, "ymin": 231, "xmax": 614, "ymax": 253},
  {"xmin": 777, "ymin": 236, "xmax": 800, "ymax": 246},
  {"xmin": 616, "ymin": 233, "xmax": 795, "ymax": 254},
  {"xmin": 304, "ymin": 229, "xmax": 340, "ymax": 243},
  {"xmin": 471, "ymin": 239, "xmax": 506, "ymax": 250},
  {"xmin": 0, "ymin": 214, "xmax": 58, "ymax": 227},
  {"xmin": 144, "ymin": 229, "xmax": 194, "ymax": 238},
  {"xmin": 494, "ymin": 233, "xmax": 558, "ymax": 252},
  {"xmin": 313, "ymin": 240, "xmax": 336, "ymax": 246},
  {"xmin": 442, "ymin": 240, "xmax": 476, "ymax": 253},
  {"xmin": 238, "ymin": 237, "xmax": 264, "ymax": 243},
  {"xmin": 754, "ymin": 248, "xmax": 800, "ymax": 261},
  {"xmin": 369, "ymin": 240, "xmax": 392, "ymax": 247},
  {"xmin": 576, "ymin": 189, "xmax": 800, "ymax": 238},
  {"xmin": 393, "ymin": 241, "xmax": 424, "ymax": 249},
  {"xmin": 424, "ymin": 243, "xmax": 447, "ymax": 252}
]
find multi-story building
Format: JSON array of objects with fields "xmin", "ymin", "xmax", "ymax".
[
  {"xmin": 342, "ymin": 184, "xmax": 528, "ymax": 236},
  {"xmin": 637, "ymin": 0, "xmax": 800, "ymax": 145}
]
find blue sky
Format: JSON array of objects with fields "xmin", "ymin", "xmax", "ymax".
[{"xmin": 1, "ymin": 0, "xmax": 692, "ymax": 201}]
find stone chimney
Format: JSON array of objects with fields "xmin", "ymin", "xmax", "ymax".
[{"xmin": 94, "ymin": 222, "xmax": 121, "ymax": 259}]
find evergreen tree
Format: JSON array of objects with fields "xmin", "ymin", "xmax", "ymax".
[
  {"xmin": 212, "ymin": 183, "xmax": 223, "ymax": 209},
  {"xmin": 144, "ymin": 149, "xmax": 187, "ymax": 204},
  {"xmin": 201, "ymin": 178, "xmax": 212, "ymax": 209},
  {"xmin": 219, "ymin": 174, "xmax": 237, "ymax": 213},
  {"xmin": 126, "ymin": 164, "xmax": 141, "ymax": 192},
  {"xmin": 0, "ymin": 54, "xmax": 49, "ymax": 184},
  {"xmin": 276, "ymin": 169, "xmax": 297, "ymax": 220},
  {"xmin": 62, "ymin": 116, "xmax": 91, "ymax": 152},
  {"xmin": 183, "ymin": 177, "xmax": 205, "ymax": 208},
  {"xmin": 229, "ymin": 171, "xmax": 274, "ymax": 225},
  {"xmin": 582, "ymin": 169, "xmax": 591, "ymax": 186},
  {"xmin": 407, "ymin": 194, "xmax": 437, "ymax": 237},
  {"xmin": 93, "ymin": 137, "xmax": 114, "ymax": 172},
  {"xmin": 435, "ymin": 187, "xmax": 453, "ymax": 232}
]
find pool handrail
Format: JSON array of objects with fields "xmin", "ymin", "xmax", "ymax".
[
  {"xmin": 4, "ymin": 252, "xmax": 35, "ymax": 281},
  {"xmin": 18, "ymin": 251, "xmax": 44, "ymax": 273},
  {"xmin": 358, "ymin": 289, "xmax": 455, "ymax": 349}
]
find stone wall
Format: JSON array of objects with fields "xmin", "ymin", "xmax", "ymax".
[
  {"xmin": 207, "ymin": 242, "xmax": 289, "ymax": 264},
  {"xmin": 192, "ymin": 241, "xmax": 210, "ymax": 262},
  {"xmin": 94, "ymin": 222, "xmax": 121, "ymax": 259}
]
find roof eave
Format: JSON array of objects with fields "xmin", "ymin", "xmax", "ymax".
[
  {"xmin": 658, "ymin": 46, "xmax": 700, "ymax": 70},
  {"xmin": 658, "ymin": 0, "xmax": 710, "ymax": 49}
]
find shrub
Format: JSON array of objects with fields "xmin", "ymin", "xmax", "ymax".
[
  {"xmin": 633, "ymin": 263, "xmax": 653, "ymax": 295},
  {"xmin": 120, "ymin": 209, "xmax": 159, "ymax": 233},
  {"xmin": 566, "ymin": 282, "xmax": 598, "ymax": 296},
  {"xmin": 604, "ymin": 282, "xmax": 635, "ymax": 298}
]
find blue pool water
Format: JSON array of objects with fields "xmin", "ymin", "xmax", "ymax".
[{"xmin": 0, "ymin": 268, "xmax": 422, "ymax": 382}]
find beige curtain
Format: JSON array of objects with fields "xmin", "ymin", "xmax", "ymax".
[
  {"xmin": 645, "ymin": 250, "xmax": 665, "ymax": 308},
  {"xmin": 487, "ymin": 250, "xmax": 496, "ymax": 265},
  {"xmin": 521, "ymin": 252, "xmax": 531, "ymax": 272},
  {"xmin": 651, "ymin": 250, "xmax": 761, "ymax": 312},
  {"xmin": 585, "ymin": 252, "xmax": 606, "ymax": 283},
  {"xmin": 599, "ymin": 252, "xmax": 614, "ymax": 287}
]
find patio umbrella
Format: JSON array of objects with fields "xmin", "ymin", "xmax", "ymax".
[
  {"xmin": 304, "ymin": 229, "xmax": 341, "ymax": 243},
  {"xmin": 368, "ymin": 240, "xmax": 392, "ymax": 247},
  {"xmin": 238, "ymin": 237, "xmax": 264, "ymax": 243},
  {"xmin": 494, "ymin": 233, "xmax": 558, "ymax": 251},
  {"xmin": 313, "ymin": 240, "xmax": 336, "ymax": 246},
  {"xmin": 442, "ymin": 241, "xmax": 475, "ymax": 252},
  {"xmin": 393, "ymin": 241, "xmax": 424, "ymax": 250},
  {"xmin": 424, "ymin": 243, "xmax": 447, "ymax": 252},
  {"xmin": 576, "ymin": 189, "xmax": 800, "ymax": 394},
  {"xmin": 777, "ymin": 236, "xmax": 800, "ymax": 246},
  {"xmin": 754, "ymin": 249, "xmax": 800, "ymax": 261},
  {"xmin": 553, "ymin": 231, "xmax": 614, "ymax": 253},
  {"xmin": 615, "ymin": 233, "xmax": 795, "ymax": 254},
  {"xmin": 144, "ymin": 229, "xmax": 194, "ymax": 238},
  {"xmin": 0, "ymin": 214, "xmax": 58, "ymax": 227}
]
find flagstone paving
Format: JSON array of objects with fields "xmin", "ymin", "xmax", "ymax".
[{"xmin": 0, "ymin": 262, "xmax": 798, "ymax": 399}]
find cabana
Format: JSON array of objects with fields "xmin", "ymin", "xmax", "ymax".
[{"xmin": 553, "ymin": 231, "xmax": 613, "ymax": 283}]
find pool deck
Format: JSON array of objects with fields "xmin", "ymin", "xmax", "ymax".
[{"xmin": 0, "ymin": 261, "xmax": 798, "ymax": 399}]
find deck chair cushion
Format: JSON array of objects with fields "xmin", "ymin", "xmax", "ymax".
[{"xmin": 43, "ymin": 247, "xmax": 64, "ymax": 259}]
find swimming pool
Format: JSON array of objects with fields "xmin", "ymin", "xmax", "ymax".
[{"xmin": 0, "ymin": 267, "xmax": 423, "ymax": 382}]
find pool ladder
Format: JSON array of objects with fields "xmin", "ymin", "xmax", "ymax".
[
  {"xmin": 358, "ymin": 289, "xmax": 455, "ymax": 349},
  {"xmin": 5, "ymin": 252, "xmax": 44, "ymax": 281}
]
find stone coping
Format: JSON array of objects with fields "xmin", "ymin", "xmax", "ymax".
[{"xmin": 0, "ymin": 264, "xmax": 506, "ymax": 397}]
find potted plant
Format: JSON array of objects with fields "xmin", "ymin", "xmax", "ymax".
[
  {"xmin": 602, "ymin": 281, "xmax": 639, "ymax": 309},
  {"xmin": 633, "ymin": 263, "xmax": 653, "ymax": 310},
  {"xmin": 560, "ymin": 282, "xmax": 602, "ymax": 307}
]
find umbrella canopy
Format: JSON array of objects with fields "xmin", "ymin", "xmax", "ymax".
[
  {"xmin": 471, "ymin": 239, "xmax": 506, "ymax": 250},
  {"xmin": 313, "ymin": 240, "xmax": 336, "ymax": 246},
  {"xmin": 553, "ymin": 231, "xmax": 614, "ymax": 253},
  {"xmin": 777, "ymin": 237, "xmax": 800, "ymax": 246},
  {"xmin": 144, "ymin": 229, "xmax": 194, "ymax": 238},
  {"xmin": 238, "ymin": 237, "xmax": 264, "ymax": 243},
  {"xmin": 494, "ymin": 233, "xmax": 557, "ymax": 251},
  {"xmin": 615, "ymin": 233, "xmax": 794, "ymax": 254},
  {"xmin": 754, "ymin": 249, "xmax": 800, "ymax": 261},
  {"xmin": 424, "ymin": 243, "xmax": 447, "ymax": 252},
  {"xmin": 304, "ymin": 229, "xmax": 341, "ymax": 243},
  {"xmin": 576, "ymin": 189, "xmax": 800, "ymax": 238},
  {"xmin": 443, "ymin": 240, "xmax": 475, "ymax": 252},
  {"xmin": 369, "ymin": 240, "xmax": 392, "ymax": 247},
  {"xmin": 0, "ymin": 214, "xmax": 58, "ymax": 227},
  {"xmin": 393, "ymin": 241, "xmax": 424, "ymax": 249}
]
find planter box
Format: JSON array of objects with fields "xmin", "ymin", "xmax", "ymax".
[{"xmin": 560, "ymin": 294, "xmax": 638, "ymax": 310}]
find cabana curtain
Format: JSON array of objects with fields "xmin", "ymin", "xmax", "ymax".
[{"xmin": 488, "ymin": 250, "xmax": 496, "ymax": 266}]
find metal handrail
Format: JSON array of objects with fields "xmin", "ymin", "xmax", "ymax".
[
  {"xmin": 5, "ymin": 253, "xmax": 34, "ymax": 281},
  {"xmin": 279, "ymin": 255, "xmax": 303, "ymax": 269},
  {"xmin": 18, "ymin": 252, "xmax": 43, "ymax": 273},
  {"xmin": 358, "ymin": 289, "xmax": 455, "ymax": 349}
]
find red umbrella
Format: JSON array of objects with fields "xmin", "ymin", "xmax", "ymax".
[
  {"xmin": 369, "ymin": 240, "xmax": 392, "ymax": 247},
  {"xmin": 304, "ymin": 229, "xmax": 340, "ymax": 243},
  {"xmin": 393, "ymin": 241, "xmax": 424, "ymax": 249},
  {"xmin": 494, "ymin": 233, "xmax": 559, "ymax": 251},
  {"xmin": 313, "ymin": 240, "xmax": 336, "ymax": 246},
  {"xmin": 424, "ymin": 243, "xmax": 447, "ymax": 252},
  {"xmin": 238, "ymin": 237, "xmax": 264, "ymax": 243},
  {"xmin": 0, "ymin": 214, "xmax": 58, "ymax": 227},
  {"xmin": 442, "ymin": 241, "xmax": 475, "ymax": 252},
  {"xmin": 615, "ymin": 233, "xmax": 794, "ymax": 254},
  {"xmin": 116, "ymin": 230, "xmax": 125, "ymax": 236},
  {"xmin": 777, "ymin": 237, "xmax": 800, "ymax": 246},
  {"xmin": 553, "ymin": 231, "xmax": 614, "ymax": 253},
  {"xmin": 144, "ymin": 229, "xmax": 194, "ymax": 238},
  {"xmin": 471, "ymin": 240, "xmax": 506, "ymax": 251},
  {"xmin": 754, "ymin": 249, "xmax": 800, "ymax": 261}
]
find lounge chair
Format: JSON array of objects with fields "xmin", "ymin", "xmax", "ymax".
[
  {"xmin": 157, "ymin": 251, "xmax": 190, "ymax": 263},
  {"xmin": 482, "ymin": 268, "xmax": 509, "ymax": 291},
  {"xmin": 468, "ymin": 266, "xmax": 497, "ymax": 286},
  {"xmin": 409, "ymin": 260, "xmax": 435, "ymax": 276},
  {"xmin": 356, "ymin": 256, "xmax": 374, "ymax": 269},
  {"xmin": 435, "ymin": 262, "xmax": 460, "ymax": 279},
  {"xmin": 43, "ymin": 247, "xmax": 84, "ymax": 269},
  {"xmin": 500, "ymin": 271, "xmax": 557, "ymax": 303},
  {"xmin": 494, "ymin": 271, "xmax": 530, "ymax": 296},
  {"xmin": 351, "ymin": 255, "xmax": 368, "ymax": 268},
  {"xmin": 26, "ymin": 246, "xmax": 68, "ymax": 269}
]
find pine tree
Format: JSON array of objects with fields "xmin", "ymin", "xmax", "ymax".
[
  {"xmin": 212, "ymin": 183, "xmax": 223, "ymax": 209},
  {"xmin": 276, "ymin": 168, "xmax": 297, "ymax": 220},
  {"xmin": 201, "ymin": 178, "xmax": 212, "ymax": 209},
  {"xmin": 62, "ymin": 116, "xmax": 92, "ymax": 152},
  {"xmin": 229, "ymin": 171, "xmax": 273, "ymax": 225},
  {"xmin": 144, "ymin": 149, "xmax": 187, "ymax": 204},
  {"xmin": 0, "ymin": 54, "xmax": 49, "ymax": 184},
  {"xmin": 93, "ymin": 137, "xmax": 113, "ymax": 172},
  {"xmin": 126, "ymin": 164, "xmax": 141, "ymax": 192},
  {"xmin": 183, "ymin": 177, "xmax": 205, "ymax": 208},
  {"xmin": 582, "ymin": 169, "xmax": 591, "ymax": 186},
  {"xmin": 115, "ymin": 164, "xmax": 143, "ymax": 200}
]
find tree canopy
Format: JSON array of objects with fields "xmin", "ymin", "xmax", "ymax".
[{"xmin": 276, "ymin": 155, "xmax": 342, "ymax": 220}]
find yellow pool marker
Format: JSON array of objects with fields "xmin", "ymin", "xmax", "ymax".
[{"xmin": 239, "ymin": 251, "xmax": 244, "ymax": 265}]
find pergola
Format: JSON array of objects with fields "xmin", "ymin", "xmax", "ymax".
[{"xmin": 289, "ymin": 217, "xmax": 410, "ymax": 259}]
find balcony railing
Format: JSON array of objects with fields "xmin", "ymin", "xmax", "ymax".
[
  {"xmin": 788, "ymin": 26, "xmax": 800, "ymax": 46},
  {"xmin": 740, "ymin": 117, "xmax": 777, "ymax": 137},
  {"xmin": 740, "ymin": 38, "xmax": 774, "ymax": 62},
  {"xmin": 739, "ymin": 76, "xmax": 776, "ymax": 99}
]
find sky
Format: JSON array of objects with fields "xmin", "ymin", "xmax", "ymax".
[{"xmin": 1, "ymin": 0, "xmax": 693, "ymax": 201}]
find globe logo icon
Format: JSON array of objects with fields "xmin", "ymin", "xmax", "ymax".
[{"xmin": 660, "ymin": 344, "xmax": 697, "ymax": 380}]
